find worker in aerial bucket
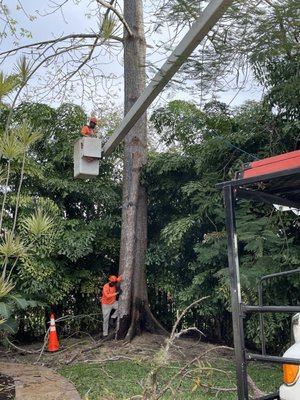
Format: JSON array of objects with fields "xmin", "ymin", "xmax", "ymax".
[
  {"xmin": 81, "ymin": 117, "xmax": 97, "ymax": 137},
  {"xmin": 101, "ymin": 274, "xmax": 122, "ymax": 337}
]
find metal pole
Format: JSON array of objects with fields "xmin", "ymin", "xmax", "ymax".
[
  {"xmin": 258, "ymin": 269, "xmax": 300, "ymax": 354},
  {"xmin": 258, "ymin": 279, "xmax": 266, "ymax": 354},
  {"xmin": 244, "ymin": 305, "xmax": 300, "ymax": 312},
  {"xmin": 102, "ymin": 0, "xmax": 234, "ymax": 157},
  {"xmin": 223, "ymin": 185, "xmax": 248, "ymax": 400},
  {"xmin": 246, "ymin": 352, "xmax": 300, "ymax": 365}
]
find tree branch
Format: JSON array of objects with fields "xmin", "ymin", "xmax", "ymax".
[
  {"xmin": 0, "ymin": 32, "xmax": 122, "ymax": 58},
  {"xmin": 96, "ymin": 0, "xmax": 133, "ymax": 36},
  {"xmin": 262, "ymin": 0, "xmax": 276, "ymax": 8}
]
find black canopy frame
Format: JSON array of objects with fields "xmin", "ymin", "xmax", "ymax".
[{"xmin": 217, "ymin": 166, "xmax": 300, "ymax": 400}]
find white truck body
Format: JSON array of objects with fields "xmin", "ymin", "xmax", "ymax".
[{"xmin": 279, "ymin": 314, "xmax": 300, "ymax": 400}]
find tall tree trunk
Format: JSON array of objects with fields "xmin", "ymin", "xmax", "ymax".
[{"xmin": 117, "ymin": 0, "xmax": 166, "ymax": 340}]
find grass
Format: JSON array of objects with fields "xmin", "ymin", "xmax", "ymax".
[{"xmin": 58, "ymin": 358, "xmax": 283, "ymax": 400}]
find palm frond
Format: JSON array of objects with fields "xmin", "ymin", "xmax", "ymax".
[
  {"xmin": 0, "ymin": 276, "xmax": 15, "ymax": 299},
  {"xmin": 0, "ymin": 168, "xmax": 7, "ymax": 185},
  {"xmin": 101, "ymin": 16, "xmax": 117, "ymax": 39},
  {"xmin": 0, "ymin": 132, "xmax": 23, "ymax": 160},
  {"xmin": 21, "ymin": 208, "xmax": 55, "ymax": 236},
  {"xmin": 14, "ymin": 56, "xmax": 32, "ymax": 83},
  {"xmin": 0, "ymin": 231, "xmax": 27, "ymax": 259},
  {"xmin": 14, "ymin": 120, "xmax": 43, "ymax": 148},
  {"xmin": 0, "ymin": 72, "xmax": 19, "ymax": 102}
]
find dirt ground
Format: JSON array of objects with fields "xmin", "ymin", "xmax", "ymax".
[{"xmin": 0, "ymin": 332, "xmax": 233, "ymax": 368}]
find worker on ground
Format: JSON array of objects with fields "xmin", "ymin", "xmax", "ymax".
[
  {"xmin": 81, "ymin": 117, "xmax": 97, "ymax": 137},
  {"xmin": 101, "ymin": 274, "xmax": 122, "ymax": 337}
]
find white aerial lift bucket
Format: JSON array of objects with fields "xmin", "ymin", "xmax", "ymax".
[{"xmin": 73, "ymin": 137, "xmax": 102, "ymax": 179}]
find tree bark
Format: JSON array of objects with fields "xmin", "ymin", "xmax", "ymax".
[{"xmin": 117, "ymin": 0, "xmax": 167, "ymax": 340}]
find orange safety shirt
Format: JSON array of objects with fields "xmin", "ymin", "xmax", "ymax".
[
  {"xmin": 81, "ymin": 126, "xmax": 94, "ymax": 136},
  {"xmin": 101, "ymin": 283, "xmax": 117, "ymax": 305}
]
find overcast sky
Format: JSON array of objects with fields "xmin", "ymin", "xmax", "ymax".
[{"xmin": 1, "ymin": 0, "xmax": 263, "ymax": 112}]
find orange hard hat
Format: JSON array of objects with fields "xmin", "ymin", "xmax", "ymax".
[
  {"xmin": 90, "ymin": 117, "xmax": 97, "ymax": 124},
  {"xmin": 108, "ymin": 275, "xmax": 118, "ymax": 283}
]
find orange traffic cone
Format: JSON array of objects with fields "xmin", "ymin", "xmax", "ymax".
[{"xmin": 48, "ymin": 314, "xmax": 60, "ymax": 352}]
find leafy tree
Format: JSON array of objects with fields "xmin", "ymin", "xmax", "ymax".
[
  {"xmin": 0, "ymin": 64, "xmax": 125, "ymax": 336},
  {"xmin": 8, "ymin": 101, "xmax": 123, "ymax": 333},
  {"xmin": 154, "ymin": 0, "xmax": 299, "ymax": 102},
  {"xmin": 144, "ymin": 96, "xmax": 300, "ymax": 351},
  {"xmin": 146, "ymin": 18, "xmax": 299, "ymax": 340}
]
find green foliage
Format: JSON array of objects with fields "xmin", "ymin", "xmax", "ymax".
[
  {"xmin": 155, "ymin": 0, "xmax": 300, "ymax": 101},
  {"xmin": 14, "ymin": 119, "xmax": 43, "ymax": 148},
  {"xmin": 0, "ymin": 3, "xmax": 34, "ymax": 40},
  {"xmin": 0, "ymin": 76, "xmax": 122, "ymax": 338},
  {"xmin": 155, "ymin": 1, "xmax": 206, "ymax": 28},
  {"xmin": 0, "ymin": 276, "xmax": 37, "ymax": 334},
  {"xmin": 21, "ymin": 208, "xmax": 55, "ymax": 238},
  {"xmin": 0, "ymin": 131, "xmax": 23, "ymax": 160},
  {"xmin": 0, "ymin": 231, "xmax": 27, "ymax": 260},
  {"xmin": 14, "ymin": 56, "xmax": 32, "ymax": 84},
  {"xmin": 150, "ymin": 100, "xmax": 206, "ymax": 148},
  {"xmin": 161, "ymin": 216, "xmax": 196, "ymax": 249},
  {"xmin": 145, "ymin": 81, "xmax": 300, "ymax": 350},
  {"xmin": 262, "ymin": 55, "xmax": 300, "ymax": 142},
  {"xmin": 0, "ymin": 72, "xmax": 19, "ymax": 103},
  {"xmin": 57, "ymin": 220, "xmax": 95, "ymax": 262},
  {"xmin": 3, "ymin": 100, "xmax": 121, "ymax": 336},
  {"xmin": 101, "ymin": 16, "xmax": 118, "ymax": 39}
]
